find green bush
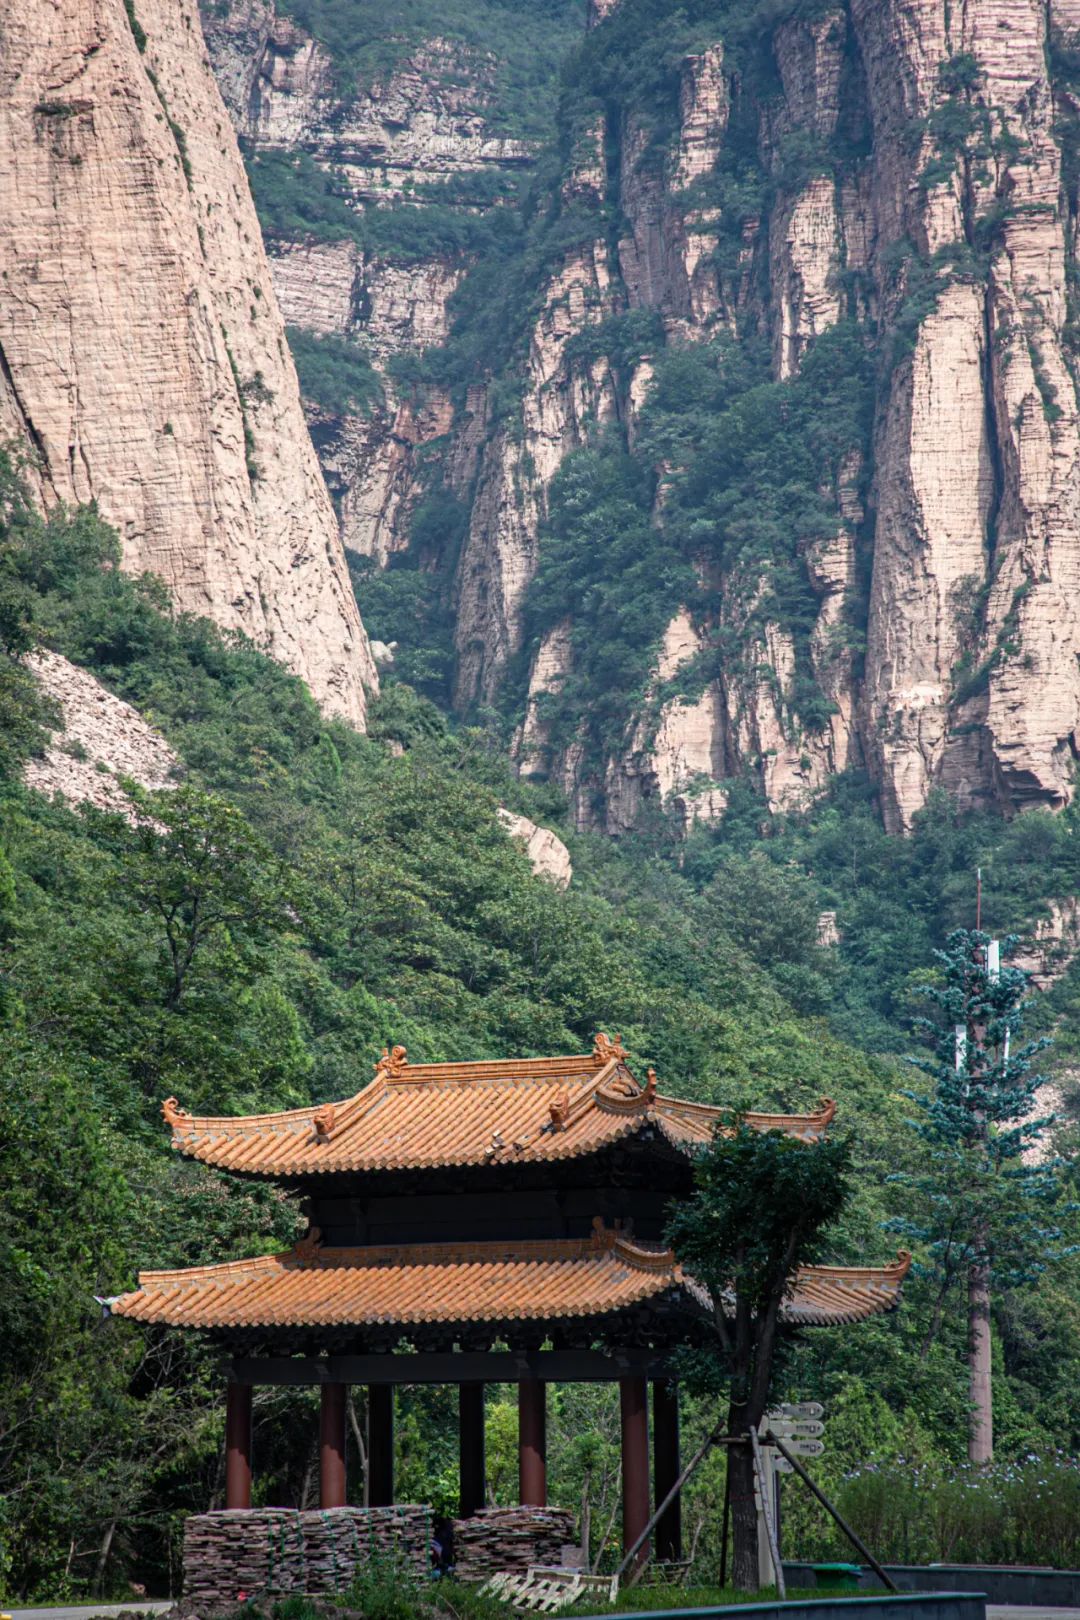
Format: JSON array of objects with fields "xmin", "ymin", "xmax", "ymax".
[{"xmin": 288, "ymin": 329, "xmax": 384, "ymax": 417}]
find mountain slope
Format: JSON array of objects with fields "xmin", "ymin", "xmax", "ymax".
[{"xmin": 0, "ymin": 0, "xmax": 377, "ymax": 723}]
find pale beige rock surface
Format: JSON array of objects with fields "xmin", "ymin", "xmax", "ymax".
[
  {"xmin": 454, "ymin": 242, "xmax": 620, "ymax": 705},
  {"xmin": 24, "ymin": 651, "xmax": 179, "ymax": 815},
  {"xmin": 203, "ymin": 0, "xmax": 1080, "ymax": 838},
  {"xmin": 497, "ymin": 808, "xmax": 573, "ymax": 890},
  {"xmin": 0, "ymin": 0, "xmax": 376, "ymax": 724},
  {"xmin": 205, "ymin": 5, "xmax": 523, "ymax": 570}
]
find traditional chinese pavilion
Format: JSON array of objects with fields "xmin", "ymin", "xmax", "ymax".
[{"xmin": 108, "ymin": 1035, "xmax": 910, "ymax": 1562}]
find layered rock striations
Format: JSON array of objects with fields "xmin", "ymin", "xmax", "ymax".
[
  {"xmin": 0, "ymin": 0, "xmax": 376, "ymax": 724},
  {"xmin": 854, "ymin": 0, "xmax": 1080, "ymax": 830},
  {"xmin": 201, "ymin": 0, "xmax": 1080, "ymax": 836},
  {"xmin": 203, "ymin": 0, "xmax": 537, "ymax": 573},
  {"xmin": 519, "ymin": 0, "xmax": 1080, "ymax": 834}
]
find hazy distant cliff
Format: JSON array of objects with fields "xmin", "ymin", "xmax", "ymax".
[{"xmin": 0, "ymin": 0, "xmax": 377, "ymax": 724}]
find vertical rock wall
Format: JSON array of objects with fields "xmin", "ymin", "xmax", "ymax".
[
  {"xmin": 0, "ymin": 0, "xmax": 376, "ymax": 724},
  {"xmin": 196, "ymin": 0, "xmax": 1080, "ymax": 834}
]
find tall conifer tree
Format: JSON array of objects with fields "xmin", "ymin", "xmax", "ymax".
[{"xmin": 903, "ymin": 928, "xmax": 1070, "ymax": 1462}]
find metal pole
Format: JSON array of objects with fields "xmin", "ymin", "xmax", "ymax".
[
  {"xmin": 750, "ymin": 1428, "xmax": 785, "ymax": 1598},
  {"xmin": 766, "ymin": 1431, "xmax": 898, "ymax": 1592},
  {"xmin": 615, "ymin": 1421, "xmax": 729, "ymax": 1583}
]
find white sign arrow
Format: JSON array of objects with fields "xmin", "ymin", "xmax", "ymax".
[
  {"xmin": 779, "ymin": 1438, "xmax": 825, "ymax": 1457},
  {"xmin": 778, "ymin": 1401, "xmax": 824, "ymax": 1420},
  {"xmin": 768, "ymin": 1419, "xmax": 824, "ymax": 1439}
]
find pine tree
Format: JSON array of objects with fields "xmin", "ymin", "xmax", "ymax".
[{"xmin": 901, "ymin": 928, "xmax": 1071, "ymax": 1462}]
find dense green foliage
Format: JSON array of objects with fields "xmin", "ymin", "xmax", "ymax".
[
  {"xmin": 0, "ymin": 461, "xmax": 915, "ymax": 1598},
  {"xmin": 668, "ymin": 1125, "xmax": 855, "ymax": 1587},
  {"xmin": 10, "ymin": 0, "xmax": 1080, "ymax": 1595},
  {"xmin": 899, "ymin": 929, "xmax": 1069, "ymax": 1288},
  {"xmin": 287, "ymin": 329, "xmax": 384, "ymax": 418},
  {"xmin": 519, "ymin": 323, "xmax": 873, "ymax": 759},
  {"xmin": 248, "ymin": 152, "xmax": 524, "ymax": 266},
  {"xmin": 4, "ymin": 446, "xmax": 1080, "ymax": 1596}
]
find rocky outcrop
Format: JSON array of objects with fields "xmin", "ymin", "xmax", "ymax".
[
  {"xmin": 24, "ymin": 651, "xmax": 179, "ymax": 815},
  {"xmin": 852, "ymin": 0, "xmax": 1080, "ymax": 830},
  {"xmin": 1013, "ymin": 898, "xmax": 1080, "ymax": 989},
  {"xmin": 204, "ymin": 2, "xmax": 535, "ymax": 569},
  {"xmin": 454, "ymin": 236, "xmax": 621, "ymax": 705},
  {"xmin": 207, "ymin": 11, "xmax": 531, "ymax": 191},
  {"xmin": 0, "ymin": 0, "xmax": 376, "ymax": 725},
  {"xmin": 497, "ymin": 808, "xmax": 573, "ymax": 889}
]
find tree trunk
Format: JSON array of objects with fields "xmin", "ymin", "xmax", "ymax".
[
  {"xmin": 727, "ymin": 1434, "xmax": 759, "ymax": 1592},
  {"xmin": 968, "ymin": 1244, "xmax": 993, "ymax": 1463},
  {"xmin": 93, "ymin": 1520, "xmax": 117, "ymax": 1597}
]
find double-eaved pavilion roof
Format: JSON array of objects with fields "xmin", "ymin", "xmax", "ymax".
[
  {"xmin": 107, "ymin": 1221, "xmax": 912, "ymax": 1337},
  {"xmin": 160, "ymin": 1033, "xmax": 837, "ymax": 1180}
]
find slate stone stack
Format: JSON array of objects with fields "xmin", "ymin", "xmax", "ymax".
[
  {"xmin": 182, "ymin": 1506, "xmax": 431, "ymax": 1601},
  {"xmin": 451, "ymin": 1507, "xmax": 577, "ymax": 1581}
]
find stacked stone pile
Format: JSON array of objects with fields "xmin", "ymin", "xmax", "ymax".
[
  {"xmin": 452, "ymin": 1507, "xmax": 577, "ymax": 1581},
  {"xmin": 183, "ymin": 1506, "xmax": 430, "ymax": 1601},
  {"xmin": 183, "ymin": 1509, "xmax": 305, "ymax": 1603}
]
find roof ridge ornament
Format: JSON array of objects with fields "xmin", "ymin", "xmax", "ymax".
[
  {"xmin": 592, "ymin": 1031, "xmax": 627, "ymax": 1064},
  {"xmin": 644, "ymin": 1068, "xmax": 658, "ymax": 1103},
  {"xmin": 374, "ymin": 1044, "xmax": 409, "ymax": 1080},
  {"xmin": 162, "ymin": 1097, "xmax": 190, "ymax": 1129},
  {"xmin": 549, "ymin": 1086, "xmax": 571, "ymax": 1129},
  {"xmin": 294, "ymin": 1224, "xmax": 323, "ymax": 1261},
  {"xmin": 312, "ymin": 1103, "xmax": 335, "ymax": 1141}
]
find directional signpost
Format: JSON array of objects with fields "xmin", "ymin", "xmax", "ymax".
[{"xmin": 757, "ymin": 1404, "xmax": 827, "ymax": 1584}]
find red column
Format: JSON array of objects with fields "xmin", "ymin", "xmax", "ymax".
[
  {"xmin": 459, "ymin": 1382, "xmax": 486, "ymax": 1518},
  {"xmin": 225, "ymin": 1382, "xmax": 253, "ymax": 1510},
  {"xmin": 652, "ymin": 1378, "xmax": 682, "ymax": 1562},
  {"xmin": 368, "ymin": 1384, "xmax": 394, "ymax": 1506},
  {"xmin": 620, "ymin": 1375, "xmax": 650, "ymax": 1567},
  {"xmin": 320, "ymin": 1382, "xmax": 347, "ymax": 1508},
  {"xmin": 518, "ymin": 1378, "xmax": 547, "ymax": 1505}
]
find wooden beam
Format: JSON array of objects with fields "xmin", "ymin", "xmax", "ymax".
[
  {"xmin": 620, "ymin": 1375, "xmax": 650, "ymax": 1569},
  {"xmin": 652, "ymin": 1378, "xmax": 681, "ymax": 1562},
  {"xmin": 518, "ymin": 1377, "xmax": 547, "ymax": 1506},
  {"xmin": 368, "ymin": 1385, "xmax": 394, "ymax": 1506},
  {"xmin": 228, "ymin": 1349, "xmax": 671, "ymax": 1386}
]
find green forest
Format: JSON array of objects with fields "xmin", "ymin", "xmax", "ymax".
[
  {"xmin": 3, "ymin": 427, "xmax": 1080, "ymax": 1597},
  {"xmin": 5, "ymin": 0, "xmax": 1080, "ymax": 1600}
]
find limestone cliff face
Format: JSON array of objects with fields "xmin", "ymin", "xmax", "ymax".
[
  {"xmin": 0, "ymin": 0, "xmax": 376, "ymax": 724},
  {"xmin": 853, "ymin": 0, "xmax": 1080, "ymax": 831},
  {"xmin": 527, "ymin": 0, "xmax": 1080, "ymax": 834},
  {"xmin": 454, "ymin": 233, "xmax": 621, "ymax": 706},
  {"xmin": 200, "ymin": 0, "xmax": 1080, "ymax": 837},
  {"xmin": 204, "ymin": 0, "xmax": 533, "ymax": 573}
]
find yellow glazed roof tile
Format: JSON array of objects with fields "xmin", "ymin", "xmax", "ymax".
[
  {"xmin": 160, "ymin": 1035, "xmax": 837, "ymax": 1179},
  {"xmin": 107, "ymin": 1225, "xmax": 910, "ymax": 1333}
]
